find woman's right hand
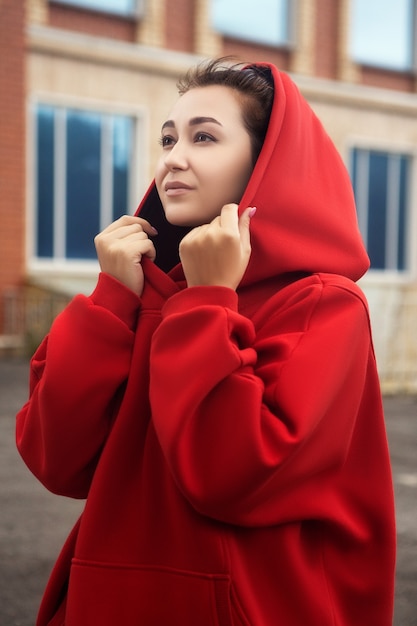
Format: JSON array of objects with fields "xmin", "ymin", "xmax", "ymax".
[{"xmin": 94, "ymin": 216, "xmax": 157, "ymax": 296}]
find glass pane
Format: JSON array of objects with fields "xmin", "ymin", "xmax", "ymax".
[
  {"xmin": 211, "ymin": 0, "xmax": 289, "ymax": 46},
  {"xmin": 66, "ymin": 110, "xmax": 101, "ymax": 259},
  {"xmin": 367, "ymin": 152, "xmax": 388, "ymax": 270},
  {"xmin": 112, "ymin": 116, "xmax": 133, "ymax": 220},
  {"xmin": 397, "ymin": 156, "xmax": 409, "ymax": 270},
  {"xmin": 36, "ymin": 105, "xmax": 55, "ymax": 258},
  {"xmin": 350, "ymin": 0, "xmax": 414, "ymax": 69},
  {"xmin": 52, "ymin": 0, "xmax": 136, "ymax": 16},
  {"xmin": 350, "ymin": 148, "xmax": 369, "ymax": 241},
  {"xmin": 350, "ymin": 149, "xmax": 357, "ymax": 181}
]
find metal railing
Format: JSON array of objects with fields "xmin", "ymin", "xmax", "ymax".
[{"xmin": 0, "ymin": 287, "xmax": 70, "ymax": 355}]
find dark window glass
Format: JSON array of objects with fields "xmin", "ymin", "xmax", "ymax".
[
  {"xmin": 367, "ymin": 152, "xmax": 388, "ymax": 270},
  {"xmin": 36, "ymin": 106, "xmax": 55, "ymax": 258},
  {"xmin": 113, "ymin": 116, "xmax": 133, "ymax": 220},
  {"xmin": 66, "ymin": 110, "xmax": 101, "ymax": 259},
  {"xmin": 397, "ymin": 156, "xmax": 409, "ymax": 270},
  {"xmin": 350, "ymin": 147, "xmax": 410, "ymax": 272},
  {"xmin": 35, "ymin": 105, "xmax": 134, "ymax": 262}
]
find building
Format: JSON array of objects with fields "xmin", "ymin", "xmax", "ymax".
[{"xmin": 1, "ymin": 0, "xmax": 416, "ymax": 390}]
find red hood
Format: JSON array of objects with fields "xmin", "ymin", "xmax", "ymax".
[{"xmin": 137, "ymin": 63, "xmax": 369, "ymax": 285}]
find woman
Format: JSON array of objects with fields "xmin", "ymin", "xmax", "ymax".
[{"xmin": 17, "ymin": 59, "xmax": 396, "ymax": 625}]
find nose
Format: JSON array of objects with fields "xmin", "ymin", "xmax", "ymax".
[{"xmin": 163, "ymin": 139, "xmax": 188, "ymax": 171}]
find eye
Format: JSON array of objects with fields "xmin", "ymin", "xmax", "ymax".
[
  {"xmin": 159, "ymin": 135, "xmax": 175, "ymax": 148},
  {"xmin": 194, "ymin": 132, "xmax": 216, "ymax": 143}
]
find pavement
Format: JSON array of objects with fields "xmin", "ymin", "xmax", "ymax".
[{"xmin": 0, "ymin": 358, "xmax": 416, "ymax": 625}]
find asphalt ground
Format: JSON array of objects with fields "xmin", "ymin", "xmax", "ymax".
[{"xmin": 0, "ymin": 359, "xmax": 416, "ymax": 625}]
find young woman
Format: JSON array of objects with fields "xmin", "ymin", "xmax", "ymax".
[{"xmin": 17, "ymin": 59, "xmax": 396, "ymax": 626}]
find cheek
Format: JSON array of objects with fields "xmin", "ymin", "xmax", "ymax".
[
  {"xmin": 207, "ymin": 166, "xmax": 250, "ymax": 209},
  {"xmin": 228, "ymin": 156, "xmax": 253, "ymax": 198},
  {"xmin": 154, "ymin": 160, "xmax": 165, "ymax": 196},
  {"xmin": 225, "ymin": 135, "xmax": 253, "ymax": 193}
]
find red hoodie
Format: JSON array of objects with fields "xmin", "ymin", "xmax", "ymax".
[{"xmin": 17, "ymin": 64, "xmax": 396, "ymax": 625}]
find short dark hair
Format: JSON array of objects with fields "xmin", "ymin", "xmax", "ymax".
[{"xmin": 177, "ymin": 57, "xmax": 274, "ymax": 164}]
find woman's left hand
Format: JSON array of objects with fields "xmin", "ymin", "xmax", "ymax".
[{"xmin": 179, "ymin": 204, "xmax": 255, "ymax": 290}]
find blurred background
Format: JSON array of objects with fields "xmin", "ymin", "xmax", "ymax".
[
  {"xmin": 0, "ymin": 2, "xmax": 416, "ymax": 624},
  {"xmin": 0, "ymin": 0, "xmax": 417, "ymax": 391}
]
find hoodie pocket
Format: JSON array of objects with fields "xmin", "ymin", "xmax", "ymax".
[{"xmin": 66, "ymin": 559, "xmax": 237, "ymax": 626}]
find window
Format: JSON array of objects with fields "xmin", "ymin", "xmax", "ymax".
[
  {"xmin": 51, "ymin": 0, "xmax": 139, "ymax": 17},
  {"xmin": 211, "ymin": 0, "xmax": 293, "ymax": 47},
  {"xmin": 35, "ymin": 105, "xmax": 135, "ymax": 261},
  {"xmin": 349, "ymin": 0, "xmax": 416, "ymax": 70},
  {"xmin": 351, "ymin": 148, "xmax": 411, "ymax": 271}
]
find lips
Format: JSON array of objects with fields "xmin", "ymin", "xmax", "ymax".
[{"xmin": 164, "ymin": 181, "xmax": 194, "ymax": 197}]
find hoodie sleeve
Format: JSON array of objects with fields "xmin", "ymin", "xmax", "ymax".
[
  {"xmin": 16, "ymin": 273, "xmax": 141, "ymax": 499},
  {"xmin": 149, "ymin": 276, "xmax": 375, "ymax": 526}
]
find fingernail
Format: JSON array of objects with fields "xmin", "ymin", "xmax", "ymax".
[
  {"xmin": 150, "ymin": 226, "xmax": 159, "ymax": 235},
  {"xmin": 248, "ymin": 207, "xmax": 257, "ymax": 218}
]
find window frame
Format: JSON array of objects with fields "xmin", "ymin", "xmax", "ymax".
[
  {"xmin": 348, "ymin": 140, "xmax": 416, "ymax": 282},
  {"xmin": 27, "ymin": 96, "xmax": 146, "ymax": 276}
]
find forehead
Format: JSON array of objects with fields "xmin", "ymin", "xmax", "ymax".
[{"xmin": 167, "ymin": 85, "xmax": 244, "ymax": 124}]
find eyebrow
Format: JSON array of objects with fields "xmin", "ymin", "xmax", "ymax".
[{"xmin": 161, "ymin": 116, "xmax": 223, "ymax": 131}]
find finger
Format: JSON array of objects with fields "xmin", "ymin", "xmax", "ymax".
[
  {"xmin": 238, "ymin": 206, "xmax": 256, "ymax": 252},
  {"xmin": 103, "ymin": 223, "xmax": 148, "ymax": 242},
  {"xmin": 101, "ymin": 215, "xmax": 158, "ymax": 236},
  {"xmin": 179, "ymin": 224, "xmax": 204, "ymax": 247},
  {"xmin": 219, "ymin": 203, "xmax": 239, "ymax": 231},
  {"xmin": 101, "ymin": 215, "xmax": 139, "ymax": 233},
  {"xmin": 139, "ymin": 238, "xmax": 156, "ymax": 262},
  {"xmin": 121, "ymin": 236, "xmax": 157, "ymax": 263},
  {"xmin": 136, "ymin": 217, "xmax": 159, "ymax": 236},
  {"xmin": 119, "ymin": 230, "xmax": 156, "ymax": 256}
]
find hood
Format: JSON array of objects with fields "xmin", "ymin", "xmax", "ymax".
[{"xmin": 136, "ymin": 63, "xmax": 369, "ymax": 285}]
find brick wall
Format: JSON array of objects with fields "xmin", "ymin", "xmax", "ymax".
[
  {"xmin": 165, "ymin": 0, "xmax": 195, "ymax": 52},
  {"xmin": 314, "ymin": 0, "xmax": 340, "ymax": 78},
  {"xmin": 49, "ymin": 2, "xmax": 137, "ymax": 42},
  {"xmin": 0, "ymin": 0, "xmax": 26, "ymax": 334}
]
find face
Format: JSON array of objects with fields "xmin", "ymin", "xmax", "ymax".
[{"xmin": 155, "ymin": 85, "xmax": 254, "ymax": 227}]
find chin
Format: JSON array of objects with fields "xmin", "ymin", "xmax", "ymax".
[{"xmin": 164, "ymin": 211, "xmax": 197, "ymax": 228}]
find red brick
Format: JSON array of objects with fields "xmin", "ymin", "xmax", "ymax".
[
  {"xmin": 165, "ymin": 0, "xmax": 195, "ymax": 52},
  {"xmin": 49, "ymin": 1, "xmax": 137, "ymax": 42},
  {"xmin": 0, "ymin": 0, "xmax": 26, "ymax": 331}
]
